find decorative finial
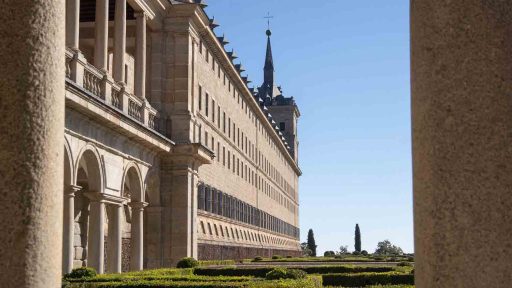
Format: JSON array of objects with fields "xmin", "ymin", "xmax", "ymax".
[{"xmin": 264, "ymin": 12, "xmax": 274, "ymax": 34}]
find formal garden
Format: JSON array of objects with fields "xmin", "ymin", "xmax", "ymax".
[{"xmin": 62, "ymin": 255, "xmax": 414, "ymax": 288}]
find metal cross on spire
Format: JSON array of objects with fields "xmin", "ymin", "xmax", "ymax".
[{"xmin": 264, "ymin": 12, "xmax": 274, "ymax": 30}]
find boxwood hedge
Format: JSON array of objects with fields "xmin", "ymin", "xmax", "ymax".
[
  {"xmin": 193, "ymin": 265, "xmax": 394, "ymax": 277},
  {"xmin": 322, "ymin": 272, "xmax": 414, "ymax": 287}
]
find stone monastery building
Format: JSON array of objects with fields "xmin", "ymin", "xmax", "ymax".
[{"xmin": 62, "ymin": 0, "xmax": 301, "ymax": 275}]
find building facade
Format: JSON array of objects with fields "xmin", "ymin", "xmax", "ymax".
[{"xmin": 62, "ymin": 0, "xmax": 301, "ymax": 275}]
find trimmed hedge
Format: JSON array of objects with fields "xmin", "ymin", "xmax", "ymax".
[
  {"xmin": 265, "ymin": 268, "xmax": 306, "ymax": 280},
  {"xmin": 194, "ymin": 266, "xmax": 394, "ymax": 277},
  {"xmin": 322, "ymin": 272, "xmax": 414, "ymax": 287},
  {"xmin": 63, "ymin": 276, "xmax": 322, "ymax": 288},
  {"xmin": 199, "ymin": 260, "xmax": 237, "ymax": 266}
]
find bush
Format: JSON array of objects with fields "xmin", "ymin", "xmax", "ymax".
[
  {"xmin": 253, "ymin": 256, "xmax": 263, "ymax": 262},
  {"xmin": 334, "ymin": 255, "xmax": 343, "ymax": 259},
  {"xmin": 322, "ymin": 272, "xmax": 414, "ymax": 287},
  {"xmin": 374, "ymin": 256, "xmax": 384, "ymax": 261},
  {"xmin": 361, "ymin": 250, "xmax": 369, "ymax": 256},
  {"xmin": 265, "ymin": 268, "xmax": 306, "ymax": 280},
  {"xmin": 176, "ymin": 257, "xmax": 198, "ymax": 268},
  {"xmin": 324, "ymin": 251, "xmax": 336, "ymax": 257},
  {"xmin": 65, "ymin": 267, "xmax": 97, "ymax": 279},
  {"xmin": 271, "ymin": 255, "xmax": 282, "ymax": 260},
  {"xmin": 407, "ymin": 256, "xmax": 414, "ymax": 262},
  {"xmin": 286, "ymin": 255, "xmax": 293, "ymax": 258},
  {"xmin": 397, "ymin": 261, "xmax": 412, "ymax": 267},
  {"xmin": 352, "ymin": 251, "xmax": 361, "ymax": 256}
]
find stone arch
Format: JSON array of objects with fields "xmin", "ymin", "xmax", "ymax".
[
  {"xmin": 73, "ymin": 145, "xmax": 104, "ymax": 270},
  {"xmin": 75, "ymin": 144, "xmax": 104, "ymax": 192},
  {"xmin": 64, "ymin": 139, "xmax": 73, "ymax": 187},
  {"xmin": 120, "ymin": 163, "xmax": 144, "ymax": 272},
  {"xmin": 121, "ymin": 163, "xmax": 143, "ymax": 202},
  {"xmin": 62, "ymin": 142, "xmax": 74, "ymax": 274}
]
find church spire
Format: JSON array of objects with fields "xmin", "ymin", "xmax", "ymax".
[{"xmin": 263, "ymin": 29, "xmax": 275, "ymax": 92}]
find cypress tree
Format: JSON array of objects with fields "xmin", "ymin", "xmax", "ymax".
[
  {"xmin": 355, "ymin": 224, "xmax": 361, "ymax": 252},
  {"xmin": 307, "ymin": 229, "xmax": 317, "ymax": 257}
]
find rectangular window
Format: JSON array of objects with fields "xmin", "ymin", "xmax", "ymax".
[
  {"xmin": 199, "ymin": 41, "xmax": 203, "ymax": 54},
  {"xmin": 217, "ymin": 142, "xmax": 220, "ymax": 162},
  {"xmin": 223, "ymin": 112, "xmax": 226, "ymax": 133},
  {"xmin": 198, "ymin": 85, "xmax": 202, "ymax": 111},
  {"xmin": 279, "ymin": 122, "xmax": 285, "ymax": 131},
  {"xmin": 212, "ymin": 99, "xmax": 215, "ymax": 122},
  {"xmin": 211, "ymin": 136, "xmax": 214, "ymax": 150},
  {"xmin": 217, "ymin": 106, "xmax": 221, "ymax": 128},
  {"xmin": 228, "ymin": 150, "xmax": 231, "ymax": 169},
  {"xmin": 205, "ymin": 131, "xmax": 208, "ymax": 147},
  {"xmin": 206, "ymin": 51, "xmax": 209, "ymax": 63},
  {"xmin": 223, "ymin": 147, "xmax": 226, "ymax": 166},
  {"xmin": 205, "ymin": 93, "xmax": 209, "ymax": 116},
  {"xmin": 228, "ymin": 118, "xmax": 231, "ymax": 137}
]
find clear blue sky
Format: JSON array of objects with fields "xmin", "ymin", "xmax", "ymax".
[{"xmin": 205, "ymin": 1, "xmax": 412, "ymax": 254}]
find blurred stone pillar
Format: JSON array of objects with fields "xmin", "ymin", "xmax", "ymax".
[
  {"xmin": 411, "ymin": 0, "xmax": 512, "ymax": 287},
  {"xmin": 0, "ymin": 1, "xmax": 65, "ymax": 287}
]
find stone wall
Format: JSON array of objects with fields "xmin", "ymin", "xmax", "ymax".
[
  {"xmin": 121, "ymin": 238, "xmax": 131, "ymax": 272},
  {"xmin": 198, "ymin": 243, "xmax": 301, "ymax": 260}
]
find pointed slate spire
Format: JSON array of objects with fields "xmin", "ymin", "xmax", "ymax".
[{"xmin": 263, "ymin": 29, "xmax": 275, "ymax": 88}]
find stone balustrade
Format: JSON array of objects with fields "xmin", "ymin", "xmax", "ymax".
[{"xmin": 65, "ymin": 48, "xmax": 162, "ymax": 133}]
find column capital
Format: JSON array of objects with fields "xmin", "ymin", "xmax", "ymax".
[
  {"xmin": 129, "ymin": 201, "xmax": 149, "ymax": 210},
  {"xmin": 134, "ymin": 11, "xmax": 148, "ymax": 20},
  {"xmin": 84, "ymin": 191, "xmax": 129, "ymax": 206},
  {"xmin": 67, "ymin": 185, "xmax": 82, "ymax": 195}
]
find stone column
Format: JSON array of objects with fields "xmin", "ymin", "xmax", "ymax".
[
  {"xmin": 113, "ymin": 0, "xmax": 126, "ymax": 83},
  {"xmin": 87, "ymin": 200, "xmax": 105, "ymax": 274},
  {"xmin": 0, "ymin": 1, "xmax": 64, "ymax": 287},
  {"xmin": 129, "ymin": 202, "xmax": 147, "ymax": 271},
  {"xmin": 134, "ymin": 12, "xmax": 146, "ymax": 99},
  {"xmin": 107, "ymin": 204, "xmax": 122, "ymax": 273},
  {"xmin": 62, "ymin": 185, "xmax": 81, "ymax": 274},
  {"xmin": 94, "ymin": 0, "xmax": 109, "ymax": 71},
  {"xmin": 411, "ymin": 1, "xmax": 512, "ymax": 287},
  {"xmin": 66, "ymin": 0, "xmax": 80, "ymax": 50}
]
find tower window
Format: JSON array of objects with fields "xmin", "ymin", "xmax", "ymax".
[{"xmin": 279, "ymin": 122, "xmax": 285, "ymax": 131}]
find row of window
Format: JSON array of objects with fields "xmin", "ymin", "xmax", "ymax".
[
  {"xmin": 197, "ymin": 183, "xmax": 300, "ymax": 239},
  {"xmin": 198, "ymin": 84, "xmax": 296, "ymax": 201},
  {"xmin": 200, "ymin": 129, "xmax": 296, "ymax": 213}
]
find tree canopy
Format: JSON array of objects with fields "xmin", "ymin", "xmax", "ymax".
[{"xmin": 374, "ymin": 239, "xmax": 403, "ymax": 255}]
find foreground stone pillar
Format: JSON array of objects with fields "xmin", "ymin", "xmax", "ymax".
[
  {"xmin": 411, "ymin": 1, "xmax": 512, "ymax": 287},
  {"xmin": 0, "ymin": 1, "xmax": 65, "ymax": 287},
  {"xmin": 87, "ymin": 200, "xmax": 105, "ymax": 274}
]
